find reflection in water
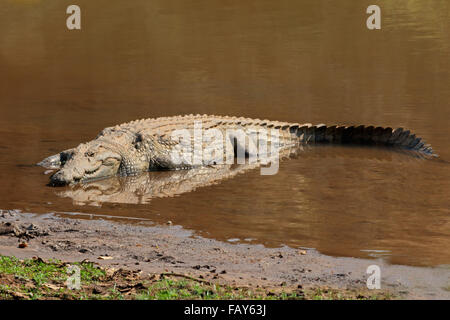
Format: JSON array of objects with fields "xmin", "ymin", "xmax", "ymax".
[
  {"xmin": 53, "ymin": 146, "xmax": 450, "ymax": 267},
  {"xmin": 58, "ymin": 164, "xmax": 260, "ymax": 206},
  {"xmin": 0, "ymin": 1, "xmax": 449, "ymax": 266},
  {"xmin": 57, "ymin": 146, "xmax": 434, "ymax": 207}
]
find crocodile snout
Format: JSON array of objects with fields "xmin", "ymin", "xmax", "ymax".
[{"xmin": 50, "ymin": 170, "xmax": 80, "ymax": 186}]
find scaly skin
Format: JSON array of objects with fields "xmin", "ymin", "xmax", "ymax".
[{"xmin": 37, "ymin": 114, "xmax": 436, "ymax": 186}]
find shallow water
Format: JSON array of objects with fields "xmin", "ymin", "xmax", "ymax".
[{"xmin": 0, "ymin": 0, "xmax": 449, "ymax": 266}]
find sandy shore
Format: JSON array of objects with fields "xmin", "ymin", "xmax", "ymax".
[{"xmin": 0, "ymin": 209, "xmax": 448, "ymax": 299}]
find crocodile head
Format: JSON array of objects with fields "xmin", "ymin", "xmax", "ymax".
[{"xmin": 44, "ymin": 142, "xmax": 122, "ymax": 186}]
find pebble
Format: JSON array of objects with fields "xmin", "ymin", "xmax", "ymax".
[{"xmin": 18, "ymin": 242, "xmax": 28, "ymax": 248}]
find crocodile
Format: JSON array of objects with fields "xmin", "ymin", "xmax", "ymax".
[{"xmin": 37, "ymin": 114, "xmax": 436, "ymax": 186}]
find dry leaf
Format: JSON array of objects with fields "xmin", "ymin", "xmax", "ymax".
[
  {"xmin": 98, "ymin": 256, "xmax": 114, "ymax": 260},
  {"xmin": 43, "ymin": 283, "xmax": 61, "ymax": 290}
]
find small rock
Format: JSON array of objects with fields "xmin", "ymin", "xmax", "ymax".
[
  {"xmin": 0, "ymin": 222, "xmax": 22, "ymax": 236},
  {"xmin": 26, "ymin": 223, "xmax": 37, "ymax": 231},
  {"xmin": 18, "ymin": 242, "xmax": 28, "ymax": 248},
  {"xmin": 92, "ymin": 287, "xmax": 103, "ymax": 294}
]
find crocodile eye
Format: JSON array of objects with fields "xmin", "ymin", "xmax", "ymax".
[{"xmin": 85, "ymin": 151, "xmax": 95, "ymax": 157}]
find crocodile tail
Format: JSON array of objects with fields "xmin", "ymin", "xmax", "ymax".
[{"xmin": 288, "ymin": 124, "xmax": 436, "ymax": 156}]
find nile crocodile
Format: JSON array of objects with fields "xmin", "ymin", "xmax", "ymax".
[{"xmin": 38, "ymin": 114, "xmax": 436, "ymax": 186}]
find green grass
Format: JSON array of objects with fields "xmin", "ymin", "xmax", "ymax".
[
  {"xmin": 308, "ymin": 287, "xmax": 395, "ymax": 300},
  {"xmin": 0, "ymin": 255, "xmax": 105, "ymax": 285},
  {"xmin": 133, "ymin": 279, "xmax": 297, "ymax": 300},
  {"xmin": 0, "ymin": 255, "xmax": 395, "ymax": 300},
  {"xmin": 0, "ymin": 256, "xmax": 108, "ymax": 299}
]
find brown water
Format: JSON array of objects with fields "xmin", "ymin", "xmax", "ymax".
[{"xmin": 0, "ymin": 0, "xmax": 449, "ymax": 266}]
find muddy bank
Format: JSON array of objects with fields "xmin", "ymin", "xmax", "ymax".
[{"xmin": 0, "ymin": 210, "xmax": 448, "ymax": 299}]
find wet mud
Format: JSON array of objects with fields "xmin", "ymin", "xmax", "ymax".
[{"xmin": 0, "ymin": 210, "xmax": 448, "ymax": 299}]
